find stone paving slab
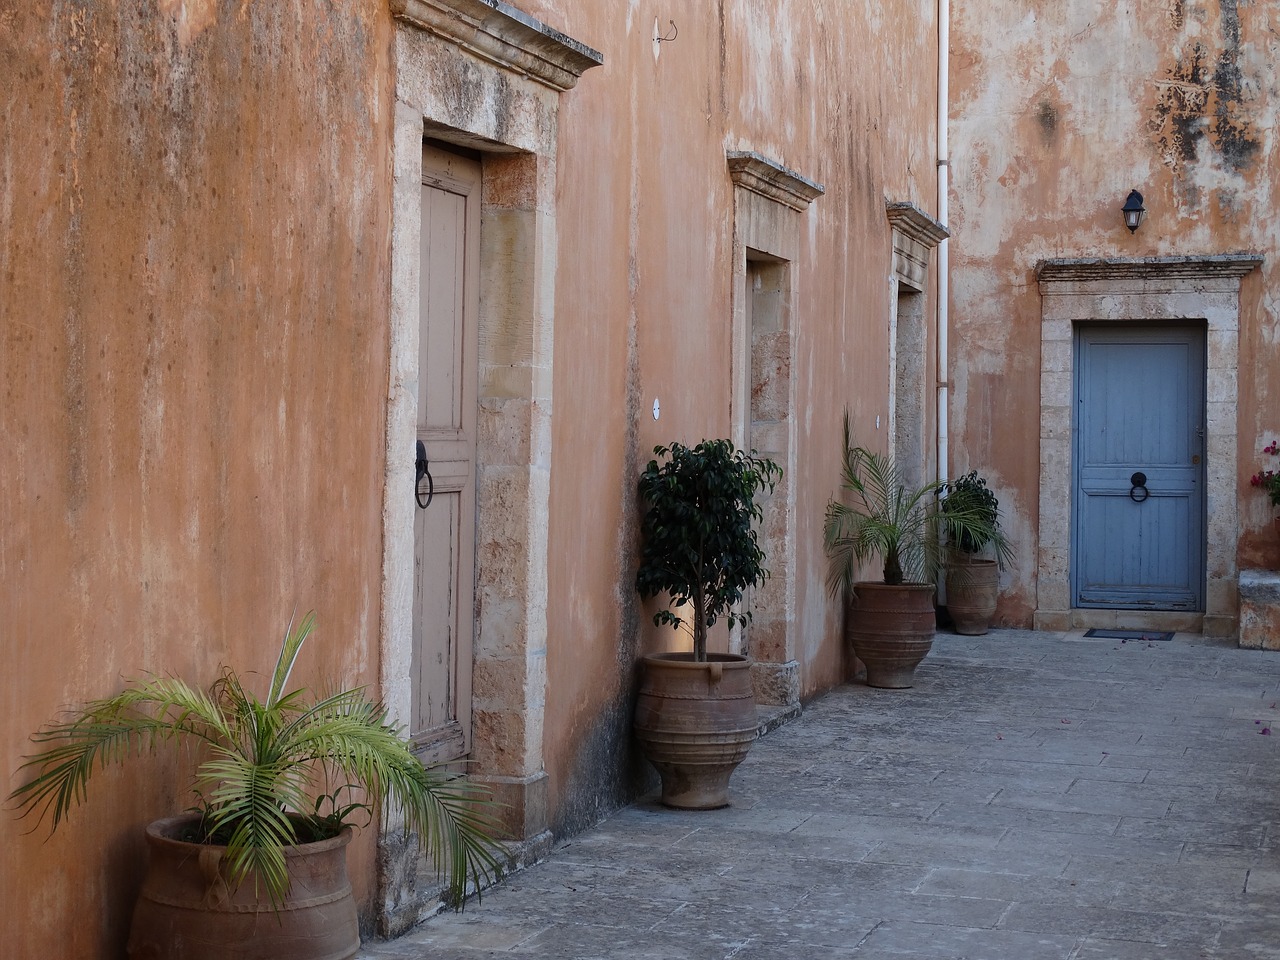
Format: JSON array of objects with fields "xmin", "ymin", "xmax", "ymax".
[{"xmin": 358, "ymin": 629, "xmax": 1280, "ymax": 959}]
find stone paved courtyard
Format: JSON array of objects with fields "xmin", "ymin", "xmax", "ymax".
[{"xmin": 360, "ymin": 629, "xmax": 1280, "ymax": 959}]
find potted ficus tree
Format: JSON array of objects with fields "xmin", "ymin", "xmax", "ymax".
[
  {"xmin": 633, "ymin": 439, "xmax": 781, "ymax": 809},
  {"xmin": 8, "ymin": 611, "xmax": 506, "ymax": 960},
  {"xmin": 941, "ymin": 471, "xmax": 1013, "ymax": 635},
  {"xmin": 824, "ymin": 415, "xmax": 1004, "ymax": 688}
]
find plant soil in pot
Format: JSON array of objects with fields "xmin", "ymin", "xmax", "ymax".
[
  {"xmin": 127, "ymin": 814, "xmax": 359, "ymax": 960},
  {"xmin": 633, "ymin": 653, "xmax": 757, "ymax": 809},
  {"xmin": 945, "ymin": 556, "xmax": 1000, "ymax": 636},
  {"xmin": 846, "ymin": 581, "xmax": 936, "ymax": 688}
]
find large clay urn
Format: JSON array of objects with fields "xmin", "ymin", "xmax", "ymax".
[
  {"xmin": 127, "ymin": 814, "xmax": 359, "ymax": 960},
  {"xmin": 945, "ymin": 556, "xmax": 1000, "ymax": 635},
  {"xmin": 633, "ymin": 652, "xmax": 758, "ymax": 809},
  {"xmin": 846, "ymin": 582, "xmax": 936, "ymax": 688}
]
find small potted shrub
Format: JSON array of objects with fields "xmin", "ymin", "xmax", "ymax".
[
  {"xmin": 824, "ymin": 415, "xmax": 1004, "ymax": 687},
  {"xmin": 634, "ymin": 439, "xmax": 781, "ymax": 809},
  {"xmin": 941, "ymin": 471, "xmax": 1013, "ymax": 635},
  {"xmin": 8, "ymin": 611, "xmax": 506, "ymax": 960}
]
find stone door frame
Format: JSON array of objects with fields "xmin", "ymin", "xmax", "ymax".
[
  {"xmin": 725, "ymin": 151, "xmax": 822, "ymax": 711},
  {"xmin": 886, "ymin": 201, "xmax": 948, "ymax": 493},
  {"xmin": 379, "ymin": 0, "xmax": 600, "ymax": 936},
  {"xmin": 1034, "ymin": 255, "xmax": 1261, "ymax": 639}
]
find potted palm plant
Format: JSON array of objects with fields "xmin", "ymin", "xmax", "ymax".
[
  {"xmin": 633, "ymin": 438, "xmax": 781, "ymax": 809},
  {"xmin": 8, "ymin": 611, "xmax": 506, "ymax": 960},
  {"xmin": 941, "ymin": 471, "xmax": 1013, "ymax": 635},
  {"xmin": 824, "ymin": 415, "xmax": 1004, "ymax": 688}
]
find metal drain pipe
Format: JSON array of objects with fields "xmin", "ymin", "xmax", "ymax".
[{"xmin": 936, "ymin": 0, "xmax": 951, "ymax": 484}]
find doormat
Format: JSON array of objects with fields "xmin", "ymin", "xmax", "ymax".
[{"xmin": 1083, "ymin": 628, "xmax": 1175, "ymax": 642}]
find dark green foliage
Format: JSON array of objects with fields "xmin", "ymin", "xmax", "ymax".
[
  {"xmin": 940, "ymin": 471, "xmax": 1011, "ymax": 565},
  {"xmin": 635, "ymin": 439, "xmax": 782, "ymax": 662}
]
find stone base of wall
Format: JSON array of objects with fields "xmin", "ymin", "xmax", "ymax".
[
  {"xmin": 375, "ymin": 769, "xmax": 552, "ymax": 937},
  {"xmin": 473, "ymin": 770, "xmax": 550, "ymax": 842},
  {"xmin": 756, "ymin": 701, "xmax": 802, "ymax": 738},
  {"xmin": 750, "ymin": 658, "xmax": 800, "ymax": 708},
  {"xmin": 1034, "ymin": 608, "xmax": 1207, "ymax": 634},
  {"xmin": 1239, "ymin": 570, "xmax": 1280, "ymax": 650},
  {"xmin": 374, "ymin": 825, "xmax": 553, "ymax": 939}
]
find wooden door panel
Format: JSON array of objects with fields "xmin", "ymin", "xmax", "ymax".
[
  {"xmin": 419, "ymin": 186, "xmax": 466, "ymax": 434},
  {"xmin": 1073, "ymin": 327, "xmax": 1205, "ymax": 610},
  {"xmin": 1079, "ymin": 340, "xmax": 1194, "ymax": 465},
  {"xmin": 1077, "ymin": 493, "xmax": 1197, "ymax": 604},
  {"xmin": 412, "ymin": 145, "xmax": 479, "ymax": 762},
  {"xmin": 412, "ymin": 487, "xmax": 467, "ymax": 764}
]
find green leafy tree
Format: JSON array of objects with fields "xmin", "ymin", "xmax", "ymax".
[
  {"xmin": 8, "ymin": 611, "xmax": 505, "ymax": 908},
  {"xmin": 636, "ymin": 440, "xmax": 782, "ymax": 662}
]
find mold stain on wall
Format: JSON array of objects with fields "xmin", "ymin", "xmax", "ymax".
[
  {"xmin": 1035, "ymin": 98, "xmax": 1058, "ymax": 148},
  {"xmin": 1148, "ymin": 0, "xmax": 1260, "ymax": 187}
]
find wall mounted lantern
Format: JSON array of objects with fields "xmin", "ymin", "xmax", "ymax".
[{"xmin": 1121, "ymin": 190, "xmax": 1145, "ymax": 233}]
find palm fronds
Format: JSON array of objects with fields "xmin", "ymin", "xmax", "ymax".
[
  {"xmin": 824, "ymin": 413, "xmax": 946, "ymax": 591},
  {"xmin": 8, "ymin": 611, "xmax": 505, "ymax": 909}
]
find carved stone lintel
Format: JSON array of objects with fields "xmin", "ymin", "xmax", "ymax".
[
  {"xmin": 886, "ymin": 201, "xmax": 948, "ymax": 292},
  {"xmin": 885, "ymin": 201, "xmax": 949, "ymax": 248},
  {"xmin": 1037, "ymin": 254, "xmax": 1263, "ymax": 283},
  {"xmin": 392, "ymin": 0, "xmax": 603, "ymax": 92},
  {"xmin": 727, "ymin": 151, "xmax": 825, "ymax": 212}
]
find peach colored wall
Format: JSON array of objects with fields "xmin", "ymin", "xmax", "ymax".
[
  {"xmin": 527, "ymin": 1, "xmax": 941, "ymax": 830},
  {"xmin": 1, "ymin": 3, "xmax": 393, "ymax": 956},
  {"xmin": 948, "ymin": 0, "xmax": 1279, "ymax": 622},
  {"xmin": 4, "ymin": 0, "xmax": 946, "ymax": 949}
]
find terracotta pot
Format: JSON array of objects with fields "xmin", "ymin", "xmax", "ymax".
[
  {"xmin": 633, "ymin": 652, "xmax": 757, "ymax": 809},
  {"xmin": 945, "ymin": 557, "xmax": 1000, "ymax": 635},
  {"xmin": 127, "ymin": 814, "xmax": 359, "ymax": 960},
  {"xmin": 846, "ymin": 582, "xmax": 936, "ymax": 688}
]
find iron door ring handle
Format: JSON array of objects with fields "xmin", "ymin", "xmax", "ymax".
[
  {"xmin": 415, "ymin": 440, "xmax": 434, "ymax": 510},
  {"xmin": 1129, "ymin": 471, "xmax": 1149, "ymax": 503},
  {"xmin": 416, "ymin": 469, "xmax": 434, "ymax": 509}
]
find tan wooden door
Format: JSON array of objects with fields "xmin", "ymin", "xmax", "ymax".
[{"xmin": 412, "ymin": 145, "xmax": 480, "ymax": 763}]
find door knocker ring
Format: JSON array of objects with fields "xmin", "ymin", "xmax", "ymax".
[
  {"xmin": 1129, "ymin": 471, "xmax": 1149, "ymax": 504},
  {"xmin": 415, "ymin": 440, "xmax": 434, "ymax": 509}
]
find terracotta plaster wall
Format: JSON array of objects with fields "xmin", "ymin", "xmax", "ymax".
[
  {"xmin": 948, "ymin": 0, "xmax": 1280, "ymax": 621},
  {"xmin": 1, "ymin": 3, "xmax": 392, "ymax": 956},
  {"xmin": 520, "ymin": 1, "xmax": 941, "ymax": 832}
]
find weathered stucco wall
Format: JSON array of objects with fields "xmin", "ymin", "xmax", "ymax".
[
  {"xmin": 5, "ymin": 0, "xmax": 945, "ymax": 951},
  {"xmin": 1, "ymin": 2, "xmax": 393, "ymax": 956},
  {"xmin": 948, "ymin": 0, "xmax": 1279, "ymax": 624},
  {"xmin": 525, "ymin": 0, "xmax": 941, "ymax": 834}
]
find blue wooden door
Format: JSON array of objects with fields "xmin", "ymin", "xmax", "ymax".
[{"xmin": 1072, "ymin": 326, "xmax": 1205, "ymax": 610}]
